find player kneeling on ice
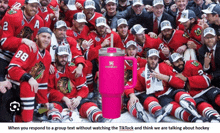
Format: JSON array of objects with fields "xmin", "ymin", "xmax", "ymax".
[{"xmin": 46, "ymin": 45, "xmax": 108, "ymax": 123}]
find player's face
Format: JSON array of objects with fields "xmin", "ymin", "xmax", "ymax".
[
  {"xmin": 173, "ymin": 58, "xmax": 184, "ymax": 72},
  {"xmin": 193, "ymin": 0, "xmax": 203, "ymax": 5},
  {"xmin": 204, "ymin": 34, "xmax": 217, "ymax": 49},
  {"xmin": 175, "ymin": 0, "xmax": 188, "ymax": 11},
  {"xmin": 126, "ymin": 46, "xmax": 137, "ymax": 57},
  {"xmin": 153, "ymin": 5, "xmax": 164, "ymax": 18},
  {"xmin": 0, "ymin": 0, "xmax": 8, "ymax": 13},
  {"xmin": 54, "ymin": 27, "xmax": 67, "ymax": 41},
  {"xmin": 206, "ymin": 14, "xmax": 216, "ymax": 24},
  {"xmin": 40, "ymin": 0, "xmax": 50, "ymax": 6},
  {"xmin": 37, "ymin": 33, "xmax": 51, "ymax": 50},
  {"xmin": 147, "ymin": 56, "xmax": 159, "ymax": 70},
  {"xmin": 106, "ymin": 2, "xmax": 117, "ymax": 14},
  {"xmin": 135, "ymin": 32, "xmax": 146, "ymax": 44},
  {"xmin": 84, "ymin": 8, "xmax": 95, "ymax": 20},
  {"xmin": 25, "ymin": 3, "xmax": 39, "ymax": 17},
  {"xmin": 74, "ymin": 20, "xmax": 86, "ymax": 32},
  {"xmin": 117, "ymin": 24, "xmax": 128, "ymax": 38},
  {"xmin": 182, "ymin": 20, "xmax": 191, "ymax": 29},
  {"xmin": 162, "ymin": 29, "xmax": 173, "ymax": 40},
  {"xmin": 57, "ymin": 54, "xmax": 68, "ymax": 66},
  {"xmin": 96, "ymin": 25, "xmax": 107, "ymax": 36},
  {"xmin": 132, "ymin": 5, "xmax": 144, "ymax": 15}
]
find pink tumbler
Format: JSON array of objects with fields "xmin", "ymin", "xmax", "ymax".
[{"xmin": 99, "ymin": 47, "xmax": 137, "ymax": 119}]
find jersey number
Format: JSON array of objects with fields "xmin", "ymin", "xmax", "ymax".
[
  {"xmin": 3, "ymin": 22, "xmax": 8, "ymax": 31},
  {"xmin": 15, "ymin": 50, "xmax": 29, "ymax": 61}
]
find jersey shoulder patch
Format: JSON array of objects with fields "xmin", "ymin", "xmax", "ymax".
[
  {"xmin": 191, "ymin": 60, "xmax": 199, "ymax": 67},
  {"xmin": 7, "ymin": 9, "xmax": 17, "ymax": 15}
]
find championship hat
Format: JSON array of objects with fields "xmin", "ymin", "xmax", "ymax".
[
  {"xmin": 160, "ymin": 20, "xmax": 172, "ymax": 31},
  {"xmin": 203, "ymin": 27, "xmax": 216, "ymax": 37},
  {"xmin": 55, "ymin": 45, "xmax": 70, "ymax": 56},
  {"xmin": 131, "ymin": 24, "xmax": 146, "ymax": 35},
  {"xmin": 54, "ymin": 20, "xmax": 68, "ymax": 29},
  {"xmin": 147, "ymin": 49, "xmax": 160, "ymax": 58},
  {"xmin": 73, "ymin": 12, "xmax": 87, "ymax": 23},
  {"xmin": 178, "ymin": 10, "xmax": 196, "ymax": 23},
  {"xmin": 84, "ymin": 0, "xmax": 96, "ymax": 9},
  {"xmin": 169, "ymin": 53, "xmax": 183, "ymax": 63},
  {"xmin": 126, "ymin": 40, "xmax": 137, "ymax": 48},
  {"xmin": 117, "ymin": 18, "xmax": 128, "ymax": 27}
]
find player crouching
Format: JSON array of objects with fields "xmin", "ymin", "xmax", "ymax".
[{"xmin": 46, "ymin": 45, "xmax": 108, "ymax": 123}]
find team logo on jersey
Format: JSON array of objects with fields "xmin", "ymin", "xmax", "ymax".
[
  {"xmin": 7, "ymin": 9, "xmax": 17, "ymax": 15},
  {"xmin": 191, "ymin": 60, "xmax": 199, "ymax": 67},
  {"xmin": 69, "ymin": 62, "xmax": 75, "ymax": 66},
  {"xmin": 29, "ymin": 61, "xmax": 45, "ymax": 80},
  {"xmin": 95, "ymin": 36, "xmax": 100, "ymax": 42},
  {"xmin": 194, "ymin": 28, "xmax": 201, "ymax": 36},
  {"xmin": 182, "ymin": 32, "xmax": 190, "ymax": 38},
  {"xmin": 73, "ymin": 31, "xmax": 78, "ymax": 37},
  {"xmin": 17, "ymin": 26, "xmax": 33, "ymax": 39},
  {"xmin": 57, "ymin": 77, "xmax": 74, "ymax": 94}
]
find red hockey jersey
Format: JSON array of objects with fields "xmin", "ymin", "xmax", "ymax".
[
  {"xmin": 124, "ymin": 62, "xmax": 185, "ymax": 97},
  {"xmin": 174, "ymin": 60, "xmax": 212, "ymax": 97},
  {"xmin": 159, "ymin": 29, "xmax": 189, "ymax": 53},
  {"xmin": 8, "ymin": 44, "xmax": 51, "ymax": 104},
  {"xmin": 86, "ymin": 12, "xmax": 103, "ymax": 31},
  {"xmin": 121, "ymin": 30, "xmax": 135, "ymax": 48},
  {"xmin": 48, "ymin": 63, "xmax": 89, "ymax": 102},
  {"xmin": 88, "ymin": 30, "xmax": 124, "ymax": 50},
  {"xmin": 66, "ymin": 25, "xmax": 90, "ymax": 40},
  {"xmin": 1, "ymin": 9, "xmax": 44, "ymax": 53},
  {"xmin": 124, "ymin": 56, "xmax": 147, "ymax": 71},
  {"xmin": 37, "ymin": 6, "xmax": 55, "ymax": 28}
]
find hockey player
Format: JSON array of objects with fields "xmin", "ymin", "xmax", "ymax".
[
  {"xmin": 168, "ymin": 52, "xmax": 220, "ymax": 122},
  {"xmin": 47, "ymin": 45, "xmax": 107, "ymax": 122},
  {"xmin": 124, "ymin": 40, "xmax": 147, "ymax": 71},
  {"xmin": 88, "ymin": 17, "xmax": 124, "ymax": 51},
  {"xmin": 51, "ymin": 20, "xmax": 94, "ymax": 93},
  {"xmin": 37, "ymin": 0, "xmax": 56, "ymax": 28},
  {"xmin": 125, "ymin": 49, "xmax": 204, "ymax": 122},
  {"xmin": 116, "ymin": 18, "xmax": 134, "ymax": 47},
  {"xmin": 178, "ymin": 10, "xmax": 203, "ymax": 53},
  {"xmin": 0, "ymin": 0, "xmax": 44, "ymax": 80},
  {"xmin": 66, "ymin": 12, "xmax": 90, "ymax": 41},
  {"xmin": 159, "ymin": 20, "xmax": 188, "ymax": 56},
  {"xmin": 7, "ymin": 27, "xmax": 52, "ymax": 122},
  {"xmin": 83, "ymin": 0, "xmax": 102, "ymax": 31}
]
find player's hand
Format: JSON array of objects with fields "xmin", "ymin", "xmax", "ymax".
[
  {"xmin": 71, "ymin": 96, "xmax": 82, "ymax": 109},
  {"xmin": 198, "ymin": 18, "xmax": 209, "ymax": 30},
  {"xmin": 162, "ymin": 47, "xmax": 170, "ymax": 57},
  {"xmin": 0, "ymin": 80, "xmax": 12, "ymax": 93},
  {"xmin": 176, "ymin": 45, "xmax": 187, "ymax": 54},
  {"xmin": 101, "ymin": 37, "xmax": 111, "ymax": 47},
  {"xmin": 49, "ymin": 64, "xmax": 55, "ymax": 74},
  {"xmin": 22, "ymin": 38, "xmax": 37, "ymax": 53},
  {"xmin": 164, "ymin": 60, "xmax": 172, "ymax": 66},
  {"xmin": 28, "ymin": 77, "xmax": 39, "ymax": 93},
  {"xmin": 81, "ymin": 39, "xmax": 93, "ymax": 50},
  {"xmin": 148, "ymin": 32, "xmax": 158, "ymax": 38},
  {"xmin": 145, "ymin": 5, "xmax": 153, "ymax": 12},
  {"xmin": 129, "ymin": 93, "xmax": 139, "ymax": 105},
  {"xmin": 72, "ymin": 64, "xmax": 83, "ymax": 78},
  {"xmin": 76, "ymin": 2, "xmax": 83, "ymax": 10},
  {"xmin": 170, "ymin": 4, "xmax": 177, "ymax": 12},
  {"xmin": 63, "ymin": 96, "xmax": 73, "ymax": 110},
  {"xmin": 176, "ymin": 73, "xmax": 187, "ymax": 82},
  {"xmin": 204, "ymin": 52, "xmax": 212, "ymax": 68},
  {"xmin": 151, "ymin": 70, "xmax": 169, "ymax": 82},
  {"xmin": 187, "ymin": 41, "xmax": 197, "ymax": 49}
]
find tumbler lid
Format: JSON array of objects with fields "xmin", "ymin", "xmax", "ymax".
[{"xmin": 99, "ymin": 48, "xmax": 125, "ymax": 56}]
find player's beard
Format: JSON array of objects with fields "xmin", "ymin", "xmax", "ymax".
[
  {"xmin": 56, "ymin": 58, "xmax": 67, "ymax": 67},
  {"xmin": 40, "ymin": 0, "xmax": 50, "ymax": 7},
  {"xmin": 173, "ymin": 61, "xmax": 185, "ymax": 73},
  {"xmin": 147, "ymin": 62, "xmax": 158, "ymax": 72}
]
